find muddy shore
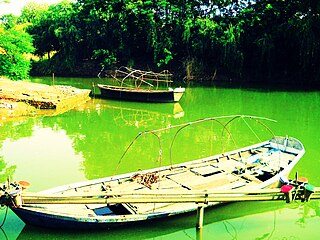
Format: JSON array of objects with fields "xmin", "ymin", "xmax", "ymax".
[{"xmin": 0, "ymin": 78, "xmax": 91, "ymax": 120}]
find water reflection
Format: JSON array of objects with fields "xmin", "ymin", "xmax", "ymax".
[
  {"xmin": 1, "ymin": 78, "xmax": 320, "ymax": 239},
  {"xmin": 10, "ymin": 201, "xmax": 320, "ymax": 240},
  {"xmin": 0, "ymin": 209, "xmax": 25, "ymax": 240},
  {"xmin": 101, "ymin": 101, "xmax": 184, "ymax": 128},
  {"xmin": 0, "ymin": 98, "xmax": 187, "ymax": 189},
  {"xmin": 60, "ymin": 102, "xmax": 275, "ymax": 181},
  {"xmin": 1, "ymin": 99, "xmax": 279, "ymax": 188},
  {"xmin": 0, "ymin": 119, "xmax": 28, "ymax": 183},
  {"xmin": 0, "ymin": 124, "xmax": 86, "ymax": 191},
  {"xmin": 0, "ymin": 155, "xmax": 16, "ymax": 184}
]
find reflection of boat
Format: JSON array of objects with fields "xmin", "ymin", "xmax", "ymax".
[
  {"xmin": 1, "ymin": 116, "xmax": 305, "ymax": 230},
  {"xmin": 97, "ymin": 67, "xmax": 185, "ymax": 102},
  {"xmin": 105, "ymin": 101, "xmax": 184, "ymax": 127}
]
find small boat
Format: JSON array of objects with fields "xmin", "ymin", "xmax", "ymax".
[
  {"xmin": 97, "ymin": 84, "xmax": 185, "ymax": 103},
  {"xmin": 97, "ymin": 67, "xmax": 185, "ymax": 102},
  {"xmin": 0, "ymin": 116, "xmax": 305, "ymax": 229}
]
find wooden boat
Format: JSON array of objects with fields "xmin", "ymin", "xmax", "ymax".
[
  {"xmin": 97, "ymin": 67, "xmax": 185, "ymax": 102},
  {"xmin": 0, "ymin": 116, "xmax": 305, "ymax": 229},
  {"xmin": 97, "ymin": 84, "xmax": 185, "ymax": 103}
]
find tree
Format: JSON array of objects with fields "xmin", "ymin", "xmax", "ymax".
[
  {"xmin": 25, "ymin": 1, "xmax": 85, "ymax": 73},
  {"xmin": 0, "ymin": 14, "xmax": 18, "ymax": 29},
  {"xmin": 0, "ymin": 25, "xmax": 34, "ymax": 79},
  {"xmin": 23, "ymin": 0, "xmax": 320, "ymax": 83},
  {"xmin": 19, "ymin": 2, "xmax": 49, "ymax": 24}
]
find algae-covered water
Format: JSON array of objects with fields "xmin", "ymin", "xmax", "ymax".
[{"xmin": 0, "ymin": 77, "xmax": 320, "ymax": 239}]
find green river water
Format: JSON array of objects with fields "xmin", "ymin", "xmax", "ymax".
[{"xmin": 1, "ymin": 77, "xmax": 320, "ymax": 239}]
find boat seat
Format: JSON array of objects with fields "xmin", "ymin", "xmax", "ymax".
[
  {"xmin": 191, "ymin": 178, "xmax": 231, "ymax": 190},
  {"xmin": 190, "ymin": 165, "xmax": 222, "ymax": 177},
  {"xmin": 167, "ymin": 169, "xmax": 243, "ymax": 191},
  {"xmin": 189, "ymin": 173, "xmax": 242, "ymax": 191},
  {"xmin": 166, "ymin": 170, "xmax": 208, "ymax": 186},
  {"xmin": 211, "ymin": 159, "xmax": 245, "ymax": 173}
]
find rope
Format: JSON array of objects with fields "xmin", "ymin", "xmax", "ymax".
[{"xmin": 0, "ymin": 206, "xmax": 8, "ymax": 228}]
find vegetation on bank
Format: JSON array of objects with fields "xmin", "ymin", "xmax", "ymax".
[
  {"xmin": 0, "ymin": 15, "xmax": 34, "ymax": 79},
  {"xmin": 0, "ymin": 0, "xmax": 320, "ymax": 84}
]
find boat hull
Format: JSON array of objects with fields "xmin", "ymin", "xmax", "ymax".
[
  {"xmin": 97, "ymin": 85, "xmax": 185, "ymax": 103},
  {"xmin": 11, "ymin": 206, "xmax": 174, "ymax": 230},
  {"xmin": 8, "ymin": 134, "xmax": 305, "ymax": 230}
]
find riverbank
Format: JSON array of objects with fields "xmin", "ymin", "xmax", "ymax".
[{"xmin": 0, "ymin": 78, "xmax": 91, "ymax": 120}]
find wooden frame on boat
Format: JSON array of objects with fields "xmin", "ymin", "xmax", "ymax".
[{"xmin": 97, "ymin": 67, "xmax": 185, "ymax": 102}]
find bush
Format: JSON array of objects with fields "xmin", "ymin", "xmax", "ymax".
[{"xmin": 0, "ymin": 27, "xmax": 34, "ymax": 80}]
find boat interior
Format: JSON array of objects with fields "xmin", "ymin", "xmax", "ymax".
[{"xmin": 23, "ymin": 140, "xmax": 299, "ymax": 219}]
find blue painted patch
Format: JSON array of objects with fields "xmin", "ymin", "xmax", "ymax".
[{"xmin": 93, "ymin": 206, "xmax": 114, "ymax": 216}]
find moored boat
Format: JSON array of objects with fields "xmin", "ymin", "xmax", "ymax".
[
  {"xmin": 97, "ymin": 67, "xmax": 185, "ymax": 102},
  {"xmin": 97, "ymin": 84, "xmax": 185, "ymax": 103},
  {"xmin": 0, "ymin": 116, "xmax": 306, "ymax": 229}
]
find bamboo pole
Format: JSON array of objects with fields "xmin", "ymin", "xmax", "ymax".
[
  {"xmin": 196, "ymin": 228, "xmax": 203, "ymax": 240},
  {"xmin": 10, "ymin": 186, "xmax": 320, "ymax": 205},
  {"xmin": 19, "ymin": 190, "xmax": 283, "ymax": 205},
  {"xmin": 7, "ymin": 187, "xmax": 319, "ymax": 231},
  {"xmin": 19, "ymin": 194, "xmax": 284, "ymax": 204},
  {"xmin": 196, "ymin": 204, "xmax": 206, "ymax": 229},
  {"xmin": 23, "ymin": 188, "xmax": 284, "ymax": 197}
]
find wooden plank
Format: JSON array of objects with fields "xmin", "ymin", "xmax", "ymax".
[
  {"xmin": 190, "ymin": 165, "xmax": 221, "ymax": 176},
  {"xmin": 211, "ymin": 159, "xmax": 245, "ymax": 173},
  {"xmin": 191, "ymin": 178, "xmax": 231, "ymax": 190},
  {"xmin": 240, "ymin": 173, "xmax": 262, "ymax": 184},
  {"xmin": 167, "ymin": 171, "xmax": 200, "ymax": 185},
  {"xmin": 257, "ymin": 147, "xmax": 270, "ymax": 154},
  {"xmin": 186, "ymin": 158, "xmax": 219, "ymax": 168},
  {"xmin": 166, "ymin": 170, "xmax": 241, "ymax": 191},
  {"xmin": 218, "ymin": 156, "xmax": 229, "ymax": 161},
  {"xmin": 229, "ymin": 152, "xmax": 242, "ymax": 161},
  {"xmin": 239, "ymin": 150, "xmax": 253, "ymax": 159}
]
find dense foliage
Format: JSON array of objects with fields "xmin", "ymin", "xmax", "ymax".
[
  {"xmin": 0, "ymin": 15, "xmax": 34, "ymax": 80},
  {"xmin": 2, "ymin": 0, "xmax": 320, "ymax": 83}
]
